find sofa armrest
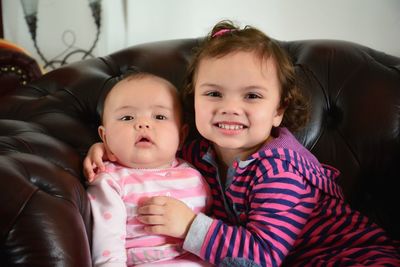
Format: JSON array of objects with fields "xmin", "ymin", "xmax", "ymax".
[{"xmin": 0, "ymin": 120, "xmax": 91, "ymax": 266}]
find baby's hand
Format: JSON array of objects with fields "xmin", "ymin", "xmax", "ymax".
[
  {"xmin": 83, "ymin": 142, "xmax": 114, "ymax": 182},
  {"xmin": 137, "ymin": 196, "xmax": 196, "ymax": 239}
]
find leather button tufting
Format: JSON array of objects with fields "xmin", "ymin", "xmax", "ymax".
[{"xmin": 325, "ymin": 105, "xmax": 343, "ymax": 129}]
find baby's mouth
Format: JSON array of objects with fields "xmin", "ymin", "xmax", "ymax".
[{"xmin": 135, "ymin": 136, "xmax": 153, "ymax": 145}]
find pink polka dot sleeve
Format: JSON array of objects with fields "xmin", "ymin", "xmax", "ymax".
[{"xmin": 88, "ymin": 172, "xmax": 127, "ymax": 267}]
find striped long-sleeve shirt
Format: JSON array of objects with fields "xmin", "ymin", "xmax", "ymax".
[
  {"xmin": 181, "ymin": 127, "xmax": 400, "ymax": 266},
  {"xmin": 88, "ymin": 159, "xmax": 212, "ymax": 267}
]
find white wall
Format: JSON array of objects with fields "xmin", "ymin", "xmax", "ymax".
[
  {"xmin": 126, "ymin": 0, "xmax": 400, "ymax": 55},
  {"xmin": 3, "ymin": 0, "xmax": 400, "ymax": 70},
  {"xmin": 3, "ymin": 0, "xmax": 126, "ymax": 70}
]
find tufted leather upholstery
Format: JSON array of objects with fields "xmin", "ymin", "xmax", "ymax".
[{"xmin": 0, "ymin": 38, "xmax": 399, "ymax": 266}]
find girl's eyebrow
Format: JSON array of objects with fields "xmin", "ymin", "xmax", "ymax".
[
  {"xmin": 198, "ymin": 82, "xmax": 221, "ymax": 88},
  {"xmin": 244, "ymin": 85, "xmax": 269, "ymax": 91},
  {"xmin": 199, "ymin": 83, "xmax": 268, "ymax": 92}
]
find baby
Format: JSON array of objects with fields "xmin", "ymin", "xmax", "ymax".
[{"xmin": 87, "ymin": 71, "xmax": 212, "ymax": 266}]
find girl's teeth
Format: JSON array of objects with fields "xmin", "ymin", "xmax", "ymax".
[{"xmin": 218, "ymin": 123, "xmax": 243, "ymax": 130}]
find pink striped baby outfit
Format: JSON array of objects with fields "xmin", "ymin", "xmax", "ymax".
[{"xmin": 88, "ymin": 159, "xmax": 212, "ymax": 267}]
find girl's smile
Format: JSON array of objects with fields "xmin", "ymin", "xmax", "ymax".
[{"xmin": 215, "ymin": 121, "xmax": 247, "ymax": 135}]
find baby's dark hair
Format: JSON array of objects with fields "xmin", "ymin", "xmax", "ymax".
[
  {"xmin": 183, "ymin": 20, "xmax": 309, "ymax": 132},
  {"xmin": 98, "ymin": 67, "xmax": 183, "ymax": 124}
]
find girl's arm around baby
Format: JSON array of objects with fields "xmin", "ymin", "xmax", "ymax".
[{"xmin": 137, "ymin": 172, "xmax": 318, "ymax": 266}]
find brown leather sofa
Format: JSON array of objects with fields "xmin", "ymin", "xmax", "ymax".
[
  {"xmin": 1, "ymin": 38, "xmax": 399, "ymax": 266},
  {"xmin": 0, "ymin": 39, "xmax": 42, "ymax": 97}
]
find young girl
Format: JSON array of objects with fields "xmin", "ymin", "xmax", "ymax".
[
  {"xmin": 85, "ymin": 21, "xmax": 400, "ymax": 266},
  {"xmin": 88, "ymin": 72, "xmax": 212, "ymax": 266}
]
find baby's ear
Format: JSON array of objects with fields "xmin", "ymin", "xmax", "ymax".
[
  {"xmin": 179, "ymin": 123, "xmax": 189, "ymax": 149},
  {"xmin": 98, "ymin": 125, "xmax": 106, "ymax": 142},
  {"xmin": 98, "ymin": 126, "xmax": 118, "ymax": 162}
]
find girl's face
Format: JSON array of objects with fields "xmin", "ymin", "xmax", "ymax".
[{"xmin": 194, "ymin": 51, "xmax": 284, "ymax": 161}]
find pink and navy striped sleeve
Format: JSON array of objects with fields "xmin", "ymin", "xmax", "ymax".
[
  {"xmin": 184, "ymin": 156, "xmax": 318, "ymax": 266},
  {"xmin": 181, "ymin": 135, "xmax": 400, "ymax": 266}
]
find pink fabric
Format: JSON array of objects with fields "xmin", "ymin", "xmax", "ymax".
[{"xmin": 88, "ymin": 159, "xmax": 212, "ymax": 266}]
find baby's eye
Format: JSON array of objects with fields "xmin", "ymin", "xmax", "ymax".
[
  {"xmin": 205, "ymin": 91, "xmax": 222, "ymax": 97},
  {"xmin": 120, "ymin": 115, "xmax": 134, "ymax": 121},
  {"xmin": 155, "ymin": 114, "xmax": 167, "ymax": 120},
  {"xmin": 245, "ymin": 93, "xmax": 262, "ymax": 99}
]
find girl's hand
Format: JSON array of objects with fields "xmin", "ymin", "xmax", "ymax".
[
  {"xmin": 83, "ymin": 142, "xmax": 115, "ymax": 182},
  {"xmin": 137, "ymin": 196, "xmax": 196, "ymax": 239}
]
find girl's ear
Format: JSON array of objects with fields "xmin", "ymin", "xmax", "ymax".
[
  {"xmin": 273, "ymin": 107, "xmax": 285, "ymax": 127},
  {"xmin": 179, "ymin": 123, "xmax": 189, "ymax": 149}
]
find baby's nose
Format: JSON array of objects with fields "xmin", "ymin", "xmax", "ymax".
[{"xmin": 135, "ymin": 122, "xmax": 150, "ymax": 130}]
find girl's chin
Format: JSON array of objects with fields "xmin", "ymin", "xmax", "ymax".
[
  {"xmin": 212, "ymin": 141, "xmax": 248, "ymax": 152},
  {"xmin": 213, "ymin": 141, "xmax": 263, "ymax": 154}
]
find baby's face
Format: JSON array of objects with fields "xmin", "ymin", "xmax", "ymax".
[{"xmin": 99, "ymin": 76, "xmax": 183, "ymax": 169}]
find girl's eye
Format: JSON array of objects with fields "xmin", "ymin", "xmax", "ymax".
[
  {"xmin": 245, "ymin": 93, "xmax": 262, "ymax": 99},
  {"xmin": 155, "ymin": 115, "xmax": 167, "ymax": 120},
  {"xmin": 205, "ymin": 91, "xmax": 222, "ymax": 97},
  {"xmin": 120, "ymin": 115, "xmax": 134, "ymax": 121}
]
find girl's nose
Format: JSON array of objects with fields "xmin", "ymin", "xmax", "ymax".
[
  {"xmin": 220, "ymin": 99, "xmax": 241, "ymax": 115},
  {"xmin": 222, "ymin": 109, "xmax": 240, "ymax": 115}
]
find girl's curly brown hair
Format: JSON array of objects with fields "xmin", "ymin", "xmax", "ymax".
[{"xmin": 183, "ymin": 20, "xmax": 309, "ymax": 133}]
